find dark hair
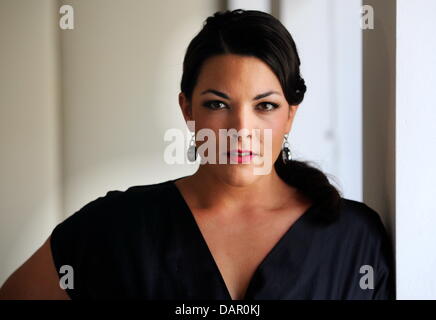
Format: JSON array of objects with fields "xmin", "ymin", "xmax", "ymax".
[{"xmin": 180, "ymin": 9, "xmax": 342, "ymax": 222}]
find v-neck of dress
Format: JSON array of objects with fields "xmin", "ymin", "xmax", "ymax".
[{"xmin": 168, "ymin": 177, "xmax": 318, "ymax": 300}]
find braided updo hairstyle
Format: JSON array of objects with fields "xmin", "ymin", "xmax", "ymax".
[{"xmin": 180, "ymin": 9, "xmax": 342, "ymax": 222}]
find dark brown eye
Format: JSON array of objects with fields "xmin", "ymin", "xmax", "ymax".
[
  {"xmin": 202, "ymin": 100, "xmax": 227, "ymax": 110},
  {"xmin": 257, "ymin": 102, "xmax": 279, "ymax": 111}
]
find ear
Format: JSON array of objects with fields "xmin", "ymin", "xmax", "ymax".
[
  {"xmin": 178, "ymin": 92, "xmax": 193, "ymax": 123},
  {"xmin": 285, "ymin": 104, "xmax": 299, "ymax": 133}
]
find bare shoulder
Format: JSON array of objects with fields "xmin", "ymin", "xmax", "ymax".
[{"xmin": 0, "ymin": 236, "xmax": 70, "ymax": 300}]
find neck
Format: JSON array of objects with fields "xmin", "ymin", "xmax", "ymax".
[{"xmin": 182, "ymin": 164, "xmax": 298, "ymax": 213}]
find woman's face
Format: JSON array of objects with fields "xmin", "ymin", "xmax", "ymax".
[{"xmin": 179, "ymin": 54, "xmax": 299, "ymax": 186}]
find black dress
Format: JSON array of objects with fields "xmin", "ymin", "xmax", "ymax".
[{"xmin": 50, "ymin": 177, "xmax": 396, "ymax": 300}]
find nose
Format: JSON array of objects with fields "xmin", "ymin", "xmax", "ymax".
[{"xmin": 228, "ymin": 103, "xmax": 254, "ymax": 139}]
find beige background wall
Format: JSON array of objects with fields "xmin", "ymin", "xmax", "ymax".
[
  {"xmin": 0, "ymin": 0, "xmax": 219, "ymax": 287},
  {"xmin": 58, "ymin": 0, "xmax": 217, "ymax": 218},
  {"xmin": 0, "ymin": 0, "xmax": 62, "ymax": 287}
]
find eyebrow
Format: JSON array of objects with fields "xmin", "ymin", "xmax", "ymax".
[{"xmin": 200, "ymin": 89, "xmax": 281, "ymax": 101}]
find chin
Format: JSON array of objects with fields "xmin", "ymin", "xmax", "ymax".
[{"xmin": 217, "ymin": 165, "xmax": 261, "ymax": 187}]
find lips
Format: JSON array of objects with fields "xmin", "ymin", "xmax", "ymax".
[{"xmin": 226, "ymin": 149, "xmax": 258, "ymax": 156}]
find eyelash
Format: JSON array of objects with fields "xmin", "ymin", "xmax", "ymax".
[{"xmin": 202, "ymin": 100, "xmax": 279, "ymax": 112}]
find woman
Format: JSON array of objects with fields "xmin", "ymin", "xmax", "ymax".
[{"xmin": 0, "ymin": 9, "xmax": 395, "ymax": 300}]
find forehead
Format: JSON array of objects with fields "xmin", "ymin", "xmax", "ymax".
[{"xmin": 194, "ymin": 54, "xmax": 283, "ymax": 96}]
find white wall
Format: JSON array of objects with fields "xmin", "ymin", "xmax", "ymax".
[
  {"xmin": 228, "ymin": 0, "xmax": 271, "ymax": 12},
  {"xmin": 281, "ymin": 0, "xmax": 363, "ymax": 202},
  {"xmin": 396, "ymin": 0, "xmax": 436, "ymax": 300}
]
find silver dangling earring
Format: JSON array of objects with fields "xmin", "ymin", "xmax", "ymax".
[
  {"xmin": 281, "ymin": 133, "xmax": 292, "ymax": 164},
  {"xmin": 187, "ymin": 132, "xmax": 197, "ymax": 162}
]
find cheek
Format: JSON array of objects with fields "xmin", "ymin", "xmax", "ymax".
[
  {"xmin": 191, "ymin": 115, "xmax": 224, "ymax": 151},
  {"xmin": 192, "ymin": 105, "xmax": 224, "ymax": 130},
  {"xmin": 260, "ymin": 113, "xmax": 288, "ymax": 153}
]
